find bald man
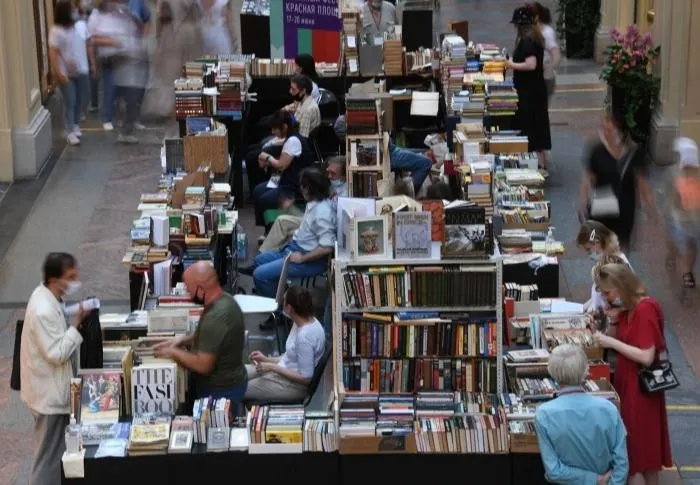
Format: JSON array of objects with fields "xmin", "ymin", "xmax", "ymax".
[{"xmin": 154, "ymin": 262, "xmax": 247, "ymax": 403}]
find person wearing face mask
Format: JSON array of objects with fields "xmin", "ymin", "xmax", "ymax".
[
  {"xmin": 21, "ymin": 252, "xmax": 88, "ymax": 485},
  {"xmin": 249, "ymin": 156, "xmax": 347, "ymax": 254},
  {"xmin": 592, "ymin": 264, "xmax": 672, "ymax": 485},
  {"xmin": 360, "ymin": 0, "xmax": 399, "ymax": 38},
  {"xmin": 576, "ymin": 220, "xmax": 632, "ymax": 313},
  {"xmin": 281, "ymin": 74, "xmax": 321, "ymax": 138},
  {"xmin": 153, "ymin": 261, "xmax": 248, "ymax": 405},
  {"xmin": 245, "ymin": 286, "xmax": 326, "ymax": 402}
]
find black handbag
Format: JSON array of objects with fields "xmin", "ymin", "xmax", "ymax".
[
  {"xmin": 10, "ymin": 320, "xmax": 23, "ymax": 391},
  {"xmin": 639, "ymin": 358, "xmax": 679, "ymax": 394},
  {"xmin": 637, "ymin": 299, "xmax": 679, "ymax": 393}
]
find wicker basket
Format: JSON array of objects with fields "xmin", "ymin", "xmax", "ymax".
[{"xmin": 184, "ymin": 132, "xmax": 228, "ymax": 174}]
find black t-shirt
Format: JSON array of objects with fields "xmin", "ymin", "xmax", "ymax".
[
  {"xmin": 585, "ymin": 141, "xmax": 648, "ymax": 218},
  {"xmin": 512, "ymin": 36, "xmax": 545, "ymax": 91}
]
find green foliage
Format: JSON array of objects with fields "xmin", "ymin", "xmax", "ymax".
[
  {"xmin": 555, "ymin": 0, "xmax": 602, "ymax": 58},
  {"xmin": 599, "ymin": 25, "xmax": 661, "ymax": 141}
]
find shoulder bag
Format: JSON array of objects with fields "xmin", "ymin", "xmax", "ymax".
[
  {"xmin": 637, "ymin": 298, "xmax": 680, "ymax": 394},
  {"xmin": 589, "ymin": 144, "xmax": 637, "ymax": 219}
]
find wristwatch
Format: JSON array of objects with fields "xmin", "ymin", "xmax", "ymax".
[{"xmin": 266, "ymin": 154, "xmax": 272, "ymax": 162}]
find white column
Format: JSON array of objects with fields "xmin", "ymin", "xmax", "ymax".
[
  {"xmin": 0, "ymin": 0, "xmax": 52, "ymax": 181},
  {"xmin": 680, "ymin": 0, "xmax": 700, "ymax": 141}
]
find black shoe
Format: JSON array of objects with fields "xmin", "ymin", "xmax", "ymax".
[
  {"xmin": 239, "ymin": 265, "xmax": 255, "ymax": 276},
  {"xmin": 258, "ymin": 315, "xmax": 276, "ymax": 331}
]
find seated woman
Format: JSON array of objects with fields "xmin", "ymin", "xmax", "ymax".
[
  {"xmin": 252, "ymin": 110, "xmax": 313, "ymax": 227},
  {"xmin": 245, "ymin": 286, "xmax": 326, "ymax": 402},
  {"xmin": 248, "ymin": 167, "xmax": 336, "ymax": 298},
  {"xmin": 576, "ymin": 220, "xmax": 632, "ymax": 313}
]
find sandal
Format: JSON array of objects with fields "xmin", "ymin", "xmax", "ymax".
[{"xmin": 683, "ymin": 272, "xmax": 696, "ymax": 289}]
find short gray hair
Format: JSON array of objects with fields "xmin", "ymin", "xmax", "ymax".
[{"xmin": 548, "ymin": 344, "xmax": 589, "ymax": 387}]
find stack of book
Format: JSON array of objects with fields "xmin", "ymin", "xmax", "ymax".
[
  {"xmin": 182, "ymin": 186, "xmax": 206, "ymax": 211},
  {"xmin": 465, "ymin": 156, "xmax": 494, "ymax": 216},
  {"xmin": 127, "ymin": 415, "xmax": 171, "ymax": 456},
  {"xmin": 250, "ymin": 58, "xmax": 296, "ymax": 77},
  {"xmin": 208, "ymin": 183, "xmax": 231, "ymax": 204},
  {"xmin": 404, "ymin": 47, "xmax": 434, "ymax": 73},
  {"xmin": 486, "ymin": 82, "xmax": 518, "ymax": 117},
  {"xmin": 168, "ymin": 415, "xmax": 194, "ymax": 453},
  {"xmin": 342, "ymin": 10, "xmax": 361, "ymax": 75},
  {"xmin": 339, "ymin": 393, "xmax": 378, "ymax": 437},
  {"xmin": 215, "ymin": 79, "xmax": 243, "ymax": 119},
  {"xmin": 247, "ymin": 405, "xmax": 305, "ymax": 445},
  {"xmin": 441, "ymin": 35, "xmax": 467, "ymax": 99},
  {"xmin": 303, "ymin": 413, "xmax": 339, "ymax": 452},
  {"xmin": 414, "ymin": 391, "xmax": 457, "ymax": 417},
  {"xmin": 345, "ymin": 97, "xmax": 380, "ymax": 135},
  {"xmin": 477, "ymin": 43, "xmax": 502, "ymax": 60},
  {"xmin": 383, "ymin": 39, "xmax": 404, "ymax": 76},
  {"xmin": 376, "ymin": 394, "xmax": 415, "ymax": 436},
  {"xmin": 174, "ymin": 77, "xmax": 204, "ymax": 119},
  {"xmin": 182, "ymin": 62, "xmax": 205, "ymax": 78}
]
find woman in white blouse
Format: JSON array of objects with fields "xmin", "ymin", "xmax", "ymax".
[
  {"xmin": 577, "ymin": 220, "xmax": 632, "ymax": 313},
  {"xmin": 245, "ymin": 286, "xmax": 326, "ymax": 402},
  {"xmin": 531, "ymin": 2, "xmax": 561, "ymax": 104}
]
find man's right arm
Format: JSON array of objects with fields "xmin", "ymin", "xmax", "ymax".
[
  {"xmin": 535, "ymin": 413, "xmax": 600, "ymax": 485},
  {"xmin": 34, "ymin": 311, "xmax": 83, "ymax": 366},
  {"xmin": 608, "ymin": 410, "xmax": 630, "ymax": 485}
]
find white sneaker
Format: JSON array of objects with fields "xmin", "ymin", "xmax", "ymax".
[
  {"xmin": 72, "ymin": 127, "xmax": 82, "ymax": 137},
  {"xmin": 134, "ymin": 122, "xmax": 147, "ymax": 130},
  {"xmin": 103, "ymin": 122, "xmax": 114, "ymax": 132},
  {"xmin": 117, "ymin": 134, "xmax": 139, "ymax": 144},
  {"xmin": 67, "ymin": 133, "xmax": 80, "ymax": 145}
]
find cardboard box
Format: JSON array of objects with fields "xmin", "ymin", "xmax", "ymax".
[{"xmin": 339, "ymin": 434, "xmax": 417, "ymax": 455}]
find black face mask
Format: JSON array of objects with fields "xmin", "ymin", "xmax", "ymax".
[
  {"xmin": 192, "ymin": 286, "xmax": 205, "ymax": 306},
  {"xmin": 293, "ymin": 92, "xmax": 304, "ymax": 102}
]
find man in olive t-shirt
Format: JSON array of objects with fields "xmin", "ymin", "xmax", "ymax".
[{"xmin": 154, "ymin": 262, "xmax": 248, "ymax": 403}]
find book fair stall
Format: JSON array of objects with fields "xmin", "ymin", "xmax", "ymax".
[{"xmin": 57, "ymin": 3, "xmax": 618, "ymax": 485}]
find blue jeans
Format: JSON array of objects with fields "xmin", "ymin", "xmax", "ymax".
[
  {"xmin": 253, "ymin": 241, "xmax": 328, "ymax": 298},
  {"xmin": 116, "ymin": 86, "xmax": 141, "ymax": 136},
  {"xmin": 101, "ymin": 64, "xmax": 116, "ymax": 123},
  {"xmin": 61, "ymin": 76, "xmax": 87, "ymax": 132},
  {"xmin": 252, "ymin": 182, "xmax": 281, "ymax": 226},
  {"xmin": 389, "ymin": 143, "xmax": 432, "ymax": 191},
  {"xmin": 89, "ymin": 74, "xmax": 99, "ymax": 110},
  {"xmin": 197, "ymin": 380, "xmax": 248, "ymax": 409}
]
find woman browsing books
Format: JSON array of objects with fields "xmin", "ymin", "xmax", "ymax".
[{"xmin": 592, "ymin": 264, "xmax": 672, "ymax": 484}]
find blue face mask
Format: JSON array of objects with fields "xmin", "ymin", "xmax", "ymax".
[
  {"xmin": 609, "ymin": 298, "xmax": 623, "ymax": 308},
  {"xmin": 330, "ymin": 180, "xmax": 345, "ymax": 189}
]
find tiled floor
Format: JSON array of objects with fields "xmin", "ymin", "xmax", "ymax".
[{"xmin": 0, "ymin": 1, "xmax": 696, "ymax": 484}]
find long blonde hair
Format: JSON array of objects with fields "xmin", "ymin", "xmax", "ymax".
[{"xmin": 595, "ymin": 263, "xmax": 646, "ymax": 310}]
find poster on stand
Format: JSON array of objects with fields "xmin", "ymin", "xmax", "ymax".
[{"xmin": 270, "ymin": 0, "xmax": 342, "ymax": 62}]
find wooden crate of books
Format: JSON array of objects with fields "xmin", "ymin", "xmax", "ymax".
[
  {"xmin": 542, "ymin": 327, "xmax": 604, "ymax": 361},
  {"xmin": 510, "ymin": 430, "xmax": 539, "ymax": 453},
  {"xmin": 339, "ymin": 434, "xmax": 418, "ymax": 455},
  {"xmin": 488, "ymin": 140, "xmax": 529, "ymax": 153},
  {"xmin": 184, "ymin": 131, "xmax": 228, "ymax": 174}
]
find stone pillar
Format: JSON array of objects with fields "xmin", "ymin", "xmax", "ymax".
[
  {"xmin": 680, "ymin": 0, "xmax": 700, "ymax": 141},
  {"xmin": 0, "ymin": 0, "xmax": 52, "ymax": 182},
  {"xmin": 230, "ymin": 0, "xmax": 243, "ymax": 54},
  {"xmin": 596, "ymin": 0, "xmax": 636, "ymax": 63},
  {"xmin": 650, "ymin": 0, "xmax": 699, "ymax": 164}
]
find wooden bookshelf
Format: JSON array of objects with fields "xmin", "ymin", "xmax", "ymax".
[{"xmin": 332, "ymin": 258, "xmax": 505, "ymax": 454}]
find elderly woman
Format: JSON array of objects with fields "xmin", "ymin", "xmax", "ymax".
[{"xmin": 535, "ymin": 344, "xmax": 628, "ymax": 485}]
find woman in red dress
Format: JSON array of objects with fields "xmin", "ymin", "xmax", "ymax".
[{"xmin": 593, "ymin": 263, "xmax": 673, "ymax": 485}]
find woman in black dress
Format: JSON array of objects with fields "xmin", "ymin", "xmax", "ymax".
[
  {"xmin": 506, "ymin": 6, "xmax": 552, "ymax": 174},
  {"xmin": 578, "ymin": 112, "xmax": 657, "ymax": 251}
]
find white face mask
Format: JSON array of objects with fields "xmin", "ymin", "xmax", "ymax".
[
  {"xmin": 64, "ymin": 281, "xmax": 82, "ymax": 296},
  {"xmin": 589, "ymin": 252, "xmax": 603, "ymax": 262},
  {"xmin": 371, "ymin": 0, "xmax": 382, "ymax": 9}
]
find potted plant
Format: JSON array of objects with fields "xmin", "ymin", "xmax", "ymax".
[
  {"xmin": 556, "ymin": 0, "xmax": 602, "ymax": 58},
  {"xmin": 600, "ymin": 25, "xmax": 661, "ymax": 144}
]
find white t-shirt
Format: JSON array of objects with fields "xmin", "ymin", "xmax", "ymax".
[
  {"xmin": 278, "ymin": 319, "xmax": 326, "ymax": 379},
  {"xmin": 87, "ymin": 10, "xmax": 122, "ymax": 59},
  {"xmin": 73, "ymin": 20, "xmax": 90, "ymax": 75},
  {"xmin": 282, "ymin": 136, "xmax": 303, "ymax": 157},
  {"xmin": 588, "ymin": 253, "xmax": 632, "ymax": 312},
  {"xmin": 48, "ymin": 25, "xmax": 77, "ymax": 77},
  {"xmin": 542, "ymin": 24, "xmax": 558, "ymax": 80},
  {"xmin": 311, "ymin": 81, "xmax": 322, "ymax": 104}
]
